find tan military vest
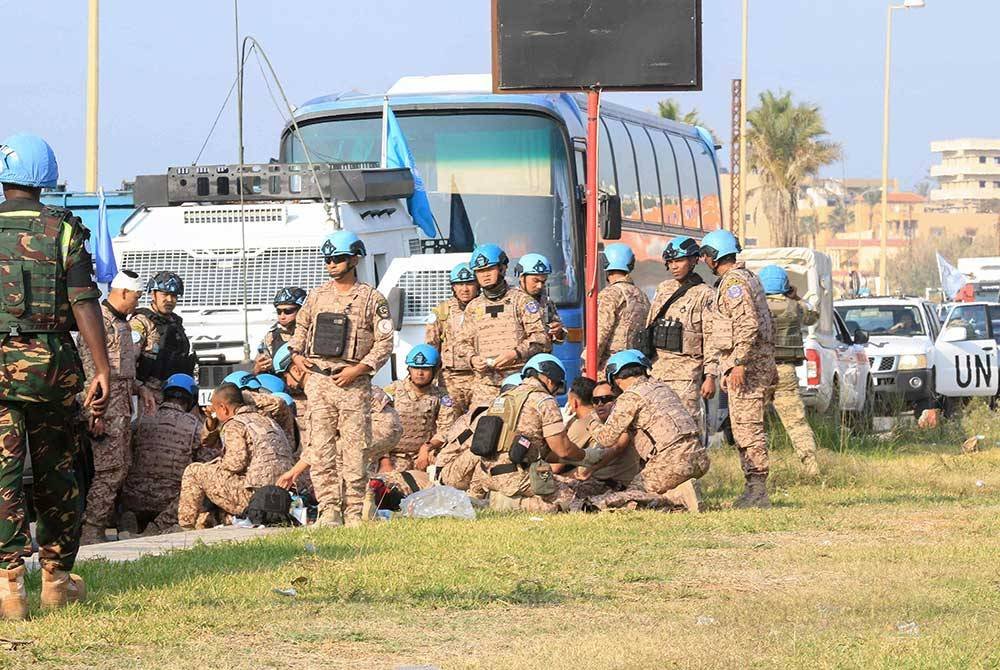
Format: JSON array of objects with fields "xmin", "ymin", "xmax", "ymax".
[
  {"xmin": 386, "ymin": 379, "xmax": 444, "ymax": 454},
  {"xmin": 467, "ymin": 288, "xmax": 535, "ymax": 360},
  {"xmin": 606, "ymin": 281, "xmax": 651, "ymax": 353},
  {"xmin": 625, "ymin": 378, "xmax": 700, "ymax": 460},
  {"xmin": 432, "ymin": 298, "xmax": 472, "ymax": 370},
  {"xmin": 226, "ymin": 408, "xmax": 295, "ymax": 489},
  {"xmin": 128, "ymin": 403, "xmax": 201, "ymax": 487},
  {"xmin": 307, "ymin": 282, "xmax": 381, "ymax": 363}
]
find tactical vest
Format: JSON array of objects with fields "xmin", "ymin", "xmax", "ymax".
[
  {"xmin": 127, "ymin": 404, "xmax": 201, "ymax": 490},
  {"xmin": 767, "ymin": 295, "xmax": 805, "ymax": 363},
  {"xmin": 628, "ymin": 379, "xmax": 701, "ymax": 460},
  {"xmin": 386, "ymin": 381, "xmax": 442, "ymax": 454},
  {"xmin": 265, "ymin": 324, "xmax": 292, "ymax": 358},
  {"xmin": 227, "ymin": 409, "xmax": 296, "ymax": 489},
  {"xmin": 432, "ymin": 299, "xmax": 472, "ymax": 370},
  {"xmin": 471, "ymin": 289, "xmax": 529, "ymax": 362},
  {"xmin": 0, "ymin": 207, "xmax": 71, "ymax": 335},
  {"xmin": 472, "ymin": 387, "xmax": 536, "ymax": 460},
  {"xmin": 606, "ymin": 282, "xmax": 651, "ymax": 353},
  {"xmin": 135, "ymin": 308, "xmax": 196, "ymax": 382},
  {"xmin": 308, "ymin": 283, "xmax": 378, "ymax": 363}
]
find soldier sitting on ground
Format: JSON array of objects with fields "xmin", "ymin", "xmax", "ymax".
[{"xmin": 176, "ymin": 383, "xmax": 295, "ymax": 529}]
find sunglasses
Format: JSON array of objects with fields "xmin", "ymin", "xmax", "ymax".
[
  {"xmin": 324, "ymin": 255, "xmax": 352, "ymax": 265},
  {"xmin": 593, "ymin": 395, "xmax": 616, "ymax": 405},
  {"xmin": 276, "ymin": 307, "xmax": 299, "ymax": 315}
]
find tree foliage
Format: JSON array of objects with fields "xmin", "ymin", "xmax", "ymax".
[
  {"xmin": 657, "ymin": 99, "xmax": 717, "ymax": 143},
  {"xmin": 747, "ymin": 91, "xmax": 841, "ymax": 246},
  {"xmin": 888, "ymin": 234, "xmax": 997, "ymax": 297}
]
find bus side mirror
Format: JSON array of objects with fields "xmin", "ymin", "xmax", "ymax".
[
  {"xmin": 386, "ymin": 287, "xmax": 405, "ymax": 331},
  {"xmin": 600, "ymin": 193, "xmax": 622, "ymax": 240}
]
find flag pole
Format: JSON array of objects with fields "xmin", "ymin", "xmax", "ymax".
[{"xmin": 381, "ymin": 96, "xmax": 389, "ymax": 168}]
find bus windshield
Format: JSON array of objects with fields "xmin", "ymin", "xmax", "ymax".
[{"xmin": 282, "ymin": 111, "xmax": 578, "ymax": 304}]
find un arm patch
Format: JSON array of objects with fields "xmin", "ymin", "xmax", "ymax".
[
  {"xmin": 726, "ymin": 285, "xmax": 744, "ymax": 299},
  {"xmin": 525, "ymin": 300, "xmax": 540, "ymax": 315}
]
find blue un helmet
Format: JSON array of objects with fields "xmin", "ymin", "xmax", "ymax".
[
  {"xmin": 602, "ymin": 243, "xmax": 636, "ymax": 273},
  {"xmin": 758, "ymin": 265, "xmax": 790, "ymax": 296},
  {"xmin": 522, "ymin": 353, "xmax": 567, "ymax": 394},
  {"xmin": 449, "ymin": 262, "xmax": 476, "ymax": 285},
  {"xmin": 605, "ymin": 349, "xmax": 652, "ymax": 386},
  {"xmin": 273, "ymin": 287, "xmax": 307, "ymax": 307},
  {"xmin": 0, "ymin": 133, "xmax": 58, "ymax": 188},
  {"xmin": 699, "ymin": 229, "xmax": 742, "ymax": 261},
  {"xmin": 514, "ymin": 253, "xmax": 553, "ymax": 277},
  {"xmin": 405, "ymin": 343, "xmax": 441, "ymax": 369},
  {"xmin": 273, "ymin": 392, "xmax": 296, "ymax": 414},
  {"xmin": 320, "ymin": 230, "xmax": 366, "ymax": 258},
  {"xmin": 147, "ymin": 271, "xmax": 184, "ymax": 296},
  {"xmin": 500, "ymin": 372, "xmax": 523, "ymax": 393},
  {"xmin": 256, "ymin": 373, "xmax": 286, "ymax": 394},
  {"xmin": 272, "ymin": 343, "xmax": 293, "ymax": 374},
  {"xmin": 469, "ymin": 243, "xmax": 509, "ymax": 270},
  {"xmin": 662, "ymin": 236, "xmax": 702, "ymax": 263},
  {"xmin": 163, "ymin": 373, "xmax": 198, "ymax": 399},
  {"xmin": 222, "ymin": 370, "xmax": 261, "ymax": 390}
]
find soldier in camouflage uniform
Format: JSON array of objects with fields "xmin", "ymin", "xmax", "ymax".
[
  {"xmin": 0, "ymin": 134, "xmax": 110, "ymax": 617},
  {"xmin": 382, "ymin": 344, "xmax": 459, "ymax": 473},
  {"xmin": 75, "ymin": 270, "xmax": 157, "ymax": 544},
  {"xmin": 594, "ymin": 244, "xmax": 651, "ymax": 372},
  {"xmin": 455, "ymin": 244, "xmax": 548, "ymax": 408},
  {"xmin": 425, "ymin": 262, "xmax": 478, "ymax": 414},
  {"xmin": 514, "ymin": 253, "xmax": 566, "ymax": 349},
  {"xmin": 701, "ymin": 231, "xmax": 777, "ymax": 509},
  {"xmin": 289, "ymin": 231, "xmax": 393, "ymax": 526},
  {"xmin": 254, "ymin": 287, "xmax": 306, "ymax": 374},
  {"xmin": 131, "ymin": 270, "xmax": 196, "ymax": 397},
  {"xmin": 177, "ymin": 383, "xmax": 295, "ymax": 529}
]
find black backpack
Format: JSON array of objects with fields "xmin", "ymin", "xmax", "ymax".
[{"xmin": 243, "ymin": 485, "xmax": 297, "ymax": 526}]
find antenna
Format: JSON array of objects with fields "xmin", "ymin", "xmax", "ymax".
[{"xmin": 235, "ymin": 0, "xmax": 251, "ymax": 363}]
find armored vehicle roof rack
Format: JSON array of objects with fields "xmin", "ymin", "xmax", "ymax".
[{"xmin": 133, "ymin": 163, "xmax": 414, "ymax": 207}]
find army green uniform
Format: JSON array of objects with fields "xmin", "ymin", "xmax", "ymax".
[{"xmin": 0, "ymin": 200, "xmax": 100, "ymax": 572}]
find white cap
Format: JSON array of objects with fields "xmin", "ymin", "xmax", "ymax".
[{"xmin": 110, "ymin": 270, "xmax": 143, "ymax": 292}]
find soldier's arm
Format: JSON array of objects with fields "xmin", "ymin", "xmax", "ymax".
[
  {"xmin": 595, "ymin": 288, "xmax": 618, "ymax": 365},
  {"xmin": 64, "ymin": 220, "xmax": 111, "ymax": 415},
  {"xmin": 536, "ymin": 395, "xmax": 586, "ymax": 461},
  {"xmin": 430, "ymin": 394, "xmax": 460, "ymax": 446},
  {"xmin": 359, "ymin": 292, "xmax": 394, "ymax": 373},
  {"xmin": 515, "ymin": 296, "xmax": 549, "ymax": 362},
  {"xmin": 218, "ymin": 424, "xmax": 252, "ymax": 473},
  {"xmin": 800, "ymin": 301, "xmax": 820, "ymax": 327},
  {"xmin": 585, "ymin": 391, "xmax": 641, "ymax": 447},
  {"xmin": 288, "ymin": 292, "xmax": 315, "ymax": 354},
  {"xmin": 724, "ymin": 280, "xmax": 759, "ymax": 363},
  {"xmin": 701, "ymin": 291, "xmax": 719, "ymax": 378},
  {"xmin": 453, "ymin": 304, "xmax": 481, "ymax": 368},
  {"xmin": 424, "ymin": 310, "xmax": 444, "ymax": 347}
]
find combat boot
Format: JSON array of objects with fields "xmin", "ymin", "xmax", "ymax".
[
  {"xmin": 738, "ymin": 474, "xmax": 771, "ymax": 510},
  {"xmin": 40, "ymin": 567, "xmax": 87, "ymax": 610},
  {"xmin": 0, "ymin": 565, "xmax": 29, "ymax": 621},
  {"xmin": 314, "ymin": 508, "xmax": 343, "ymax": 528},
  {"xmin": 732, "ymin": 475, "xmax": 754, "ymax": 509},
  {"xmin": 801, "ymin": 453, "xmax": 820, "ymax": 477},
  {"xmin": 117, "ymin": 511, "xmax": 139, "ymax": 537},
  {"xmin": 78, "ymin": 523, "xmax": 106, "ymax": 546}
]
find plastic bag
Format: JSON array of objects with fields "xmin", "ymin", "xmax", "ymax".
[{"xmin": 399, "ymin": 485, "xmax": 476, "ymax": 520}]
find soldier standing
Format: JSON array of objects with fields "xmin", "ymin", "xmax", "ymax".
[
  {"xmin": 594, "ymin": 243, "xmax": 650, "ymax": 372},
  {"xmin": 425, "ymin": 262, "xmax": 478, "ymax": 413},
  {"xmin": 76, "ymin": 270, "xmax": 157, "ymax": 544},
  {"xmin": 289, "ymin": 230, "xmax": 393, "ymax": 526},
  {"xmin": 0, "ymin": 134, "xmax": 110, "ymax": 617},
  {"xmin": 382, "ymin": 344, "xmax": 459, "ymax": 473},
  {"xmin": 132, "ymin": 271, "xmax": 196, "ymax": 396},
  {"xmin": 759, "ymin": 265, "xmax": 820, "ymax": 476},
  {"xmin": 254, "ymin": 287, "xmax": 306, "ymax": 374},
  {"xmin": 647, "ymin": 236, "xmax": 716, "ymax": 423},
  {"xmin": 455, "ymin": 243, "xmax": 548, "ymax": 408},
  {"xmin": 700, "ymin": 230, "xmax": 777, "ymax": 509},
  {"xmin": 514, "ymin": 253, "xmax": 566, "ymax": 348}
]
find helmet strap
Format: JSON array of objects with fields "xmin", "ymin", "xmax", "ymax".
[{"xmin": 482, "ymin": 277, "xmax": 508, "ymax": 300}]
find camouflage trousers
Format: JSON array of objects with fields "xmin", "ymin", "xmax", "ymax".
[
  {"xmin": 664, "ymin": 377, "xmax": 704, "ymax": 429},
  {"xmin": 304, "ymin": 372, "xmax": 371, "ymax": 522},
  {"xmin": 771, "ymin": 364, "xmax": 817, "ymax": 463},
  {"xmin": 83, "ymin": 413, "xmax": 131, "ymax": 529},
  {"xmin": 440, "ymin": 369, "xmax": 474, "ymax": 415},
  {"xmin": 469, "ymin": 368, "xmax": 512, "ymax": 408},
  {"xmin": 488, "ymin": 482, "xmax": 577, "ymax": 513},
  {"xmin": 0, "ymin": 397, "xmax": 81, "ymax": 572},
  {"xmin": 728, "ymin": 371, "xmax": 774, "ymax": 477},
  {"xmin": 369, "ymin": 411, "xmax": 403, "ymax": 462},
  {"xmin": 121, "ymin": 485, "xmax": 179, "ymax": 532},
  {"xmin": 586, "ymin": 439, "xmax": 709, "ymax": 512},
  {"xmin": 176, "ymin": 461, "xmax": 252, "ymax": 528},
  {"xmin": 435, "ymin": 445, "xmax": 487, "ymax": 497}
]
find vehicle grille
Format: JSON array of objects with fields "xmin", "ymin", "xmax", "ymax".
[
  {"xmin": 181, "ymin": 205, "xmax": 286, "ymax": 225},
  {"xmin": 398, "ymin": 269, "xmax": 451, "ymax": 319},
  {"xmin": 878, "ymin": 356, "xmax": 895, "ymax": 372},
  {"xmin": 121, "ymin": 247, "xmax": 328, "ymax": 307}
]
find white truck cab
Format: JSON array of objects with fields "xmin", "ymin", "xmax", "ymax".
[{"xmin": 934, "ymin": 301, "xmax": 1000, "ymax": 400}]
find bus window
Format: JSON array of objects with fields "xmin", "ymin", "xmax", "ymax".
[
  {"xmin": 625, "ymin": 122, "xmax": 662, "ymax": 225},
  {"xmin": 598, "ymin": 119, "xmax": 617, "ymax": 197},
  {"xmin": 667, "ymin": 134, "xmax": 701, "ymax": 229},
  {"xmin": 688, "ymin": 137, "xmax": 722, "ymax": 229},
  {"xmin": 604, "ymin": 118, "xmax": 641, "ymax": 222},
  {"xmin": 649, "ymin": 130, "xmax": 682, "ymax": 228}
]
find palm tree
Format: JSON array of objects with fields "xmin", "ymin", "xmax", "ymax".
[
  {"xmin": 862, "ymin": 189, "xmax": 881, "ymax": 233},
  {"xmin": 746, "ymin": 91, "xmax": 841, "ymax": 246},
  {"xmin": 657, "ymin": 99, "xmax": 717, "ymax": 143}
]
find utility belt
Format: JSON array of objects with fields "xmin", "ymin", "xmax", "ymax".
[
  {"xmin": 649, "ymin": 317, "xmax": 683, "ymax": 353},
  {"xmin": 486, "ymin": 459, "xmax": 556, "ymax": 497}
]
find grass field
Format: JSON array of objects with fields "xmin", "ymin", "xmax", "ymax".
[{"xmin": 5, "ymin": 408, "xmax": 1000, "ymax": 670}]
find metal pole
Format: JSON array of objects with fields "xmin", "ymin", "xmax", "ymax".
[
  {"xmin": 879, "ymin": 4, "xmax": 894, "ymax": 294},
  {"xmin": 584, "ymin": 89, "xmax": 600, "ymax": 379},
  {"xmin": 737, "ymin": 0, "xmax": 749, "ymax": 237},
  {"xmin": 381, "ymin": 96, "xmax": 389, "ymax": 168},
  {"xmin": 84, "ymin": 0, "xmax": 99, "ymax": 191}
]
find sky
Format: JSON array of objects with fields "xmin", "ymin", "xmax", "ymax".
[{"xmin": 2, "ymin": 0, "xmax": 997, "ymax": 192}]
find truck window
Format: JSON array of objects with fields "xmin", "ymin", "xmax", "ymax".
[
  {"xmin": 944, "ymin": 304, "xmax": 991, "ymax": 340},
  {"xmin": 835, "ymin": 305, "xmax": 926, "ymax": 337}
]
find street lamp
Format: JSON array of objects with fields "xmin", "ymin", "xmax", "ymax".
[{"xmin": 879, "ymin": 0, "xmax": 925, "ymax": 294}]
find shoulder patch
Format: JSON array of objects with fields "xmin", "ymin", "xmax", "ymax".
[
  {"xmin": 525, "ymin": 300, "xmax": 540, "ymax": 314},
  {"xmin": 440, "ymin": 394, "xmax": 454, "ymax": 407},
  {"xmin": 726, "ymin": 285, "xmax": 744, "ymax": 299},
  {"xmin": 377, "ymin": 319, "xmax": 394, "ymax": 334},
  {"xmin": 376, "ymin": 302, "xmax": 391, "ymax": 319}
]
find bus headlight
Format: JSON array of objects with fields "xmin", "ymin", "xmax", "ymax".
[{"xmin": 897, "ymin": 354, "xmax": 927, "ymax": 371}]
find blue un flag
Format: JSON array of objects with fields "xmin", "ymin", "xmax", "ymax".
[
  {"xmin": 384, "ymin": 106, "xmax": 438, "ymax": 238},
  {"xmin": 94, "ymin": 188, "xmax": 118, "ymax": 282}
]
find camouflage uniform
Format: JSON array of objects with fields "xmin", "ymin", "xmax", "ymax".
[
  {"xmin": 131, "ymin": 307, "xmax": 195, "ymax": 395},
  {"xmin": 177, "ymin": 405, "xmax": 295, "ymax": 527},
  {"xmin": 561, "ymin": 415, "xmax": 641, "ymax": 498},
  {"xmin": 596, "ymin": 279, "xmax": 651, "ymax": 372},
  {"xmin": 647, "ymin": 277, "xmax": 715, "ymax": 421},
  {"xmin": 767, "ymin": 295, "xmax": 820, "ymax": 470},
  {"xmin": 584, "ymin": 378, "xmax": 709, "ymax": 509},
  {"xmin": 0, "ymin": 201, "xmax": 100, "ymax": 572},
  {"xmin": 536, "ymin": 293, "xmax": 565, "ymax": 349},
  {"xmin": 425, "ymin": 297, "xmax": 475, "ymax": 414},
  {"xmin": 434, "ymin": 404, "xmax": 489, "ymax": 496},
  {"xmin": 455, "ymin": 286, "xmax": 548, "ymax": 408},
  {"xmin": 369, "ymin": 386, "xmax": 403, "ymax": 460},
  {"xmin": 76, "ymin": 300, "xmax": 141, "ymax": 531},
  {"xmin": 478, "ymin": 378, "xmax": 576, "ymax": 513},
  {"xmin": 243, "ymin": 390, "xmax": 296, "ymax": 450},
  {"xmin": 707, "ymin": 263, "xmax": 777, "ymax": 477},
  {"xmin": 382, "ymin": 378, "xmax": 459, "ymax": 471},
  {"xmin": 121, "ymin": 398, "xmax": 209, "ymax": 530},
  {"xmin": 289, "ymin": 281, "xmax": 393, "ymax": 521},
  {"xmin": 254, "ymin": 322, "xmax": 295, "ymax": 374}
]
